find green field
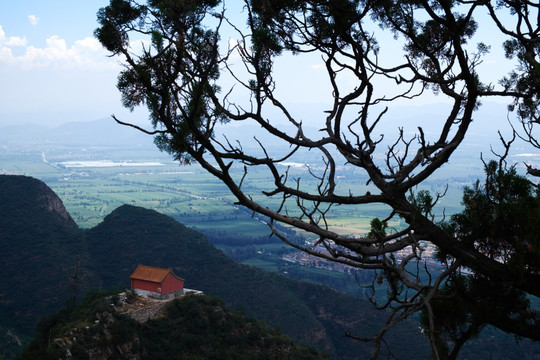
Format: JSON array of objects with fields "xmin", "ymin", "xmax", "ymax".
[
  {"xmin": 0, "ymin": 145, "xmax": 467, "ymax": 236},
  {"xmin": 0, "ymin": 143, "xmax": 477, "ymax": 298}
]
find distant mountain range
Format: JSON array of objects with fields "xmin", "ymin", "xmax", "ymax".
[
  {"xmin": 0, "ymin": 175, "xmax": 428, "ymax": 360},
  {"xmin": 0, "ymin": 118, "xmax": 157, "ymax": 148},
  {"xmin": 2, "ymin": 101, "xmax": 537, "ymax": 176},
  {"xmin": 0, "ymin": 101, "xmax": 526, "ymax": 152}
]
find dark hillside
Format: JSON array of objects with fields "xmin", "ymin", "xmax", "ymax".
[
  {"xmin": 0, "ymin": 175, "xmax": 77, "ymax": 228},
  {"xmin": 0, "ymin": 175, "xmax": 429, "ymax": 359},
  {"xmin": 86, "ymin": 205, "xmax": 337, "ymax": 351},
  {"xmin": 17, "ymin": 291, "xmax": 329, "ymax": 360},
  {"xmin": 0, "ymin": 177, "xmax": 83, "ymax": 328},
  {"xmin": 0, "ymin": 176, "xmax": 87, "ymax": 359},
  {"xmin": 85, "ymin": 204, "xmax": 429, "ymax": 359}
]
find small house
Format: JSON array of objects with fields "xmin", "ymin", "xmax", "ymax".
[{"xmin": 130, "ymin": 264, "xmax": 185, "ymax": 299}]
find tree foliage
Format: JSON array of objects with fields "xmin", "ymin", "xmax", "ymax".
[
  {"xmin": 423, "ymin": 161, "xmax": 540, "ymax": 358},
  {"xmin": 95, "ymin": 1, "xmax": 540, "ymax": 358},
  {"xmin": 450, "ymin": 160, "xmax": 540, "ymax": 272}
]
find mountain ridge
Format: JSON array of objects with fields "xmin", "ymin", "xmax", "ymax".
[
  {"xmin": 0, "ymin": 175, "xmax": 428, "ymax": 359},
  {"xmin": 0, "ymin": 175, "xmax": 77, "ymax": 228}
]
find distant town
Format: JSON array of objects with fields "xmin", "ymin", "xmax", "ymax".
[{"xmin": 282, "ymin": 239, "xmax": 443, "ymax": 274}]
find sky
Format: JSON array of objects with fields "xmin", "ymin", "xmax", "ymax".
[
  {"xmin": 0, "ymin": 0, "xmax": 135, "ymax": 127},
  {"xmin": 0, "ymin": 1, "xmax": 536, "ymax": 174},
  {"xmin": 0, "ymin": 1, "xmax": 519, "ymax": 130},
  {"xmin": 0, "ymin": 0, "xmax": 334, "ymax": 129}
]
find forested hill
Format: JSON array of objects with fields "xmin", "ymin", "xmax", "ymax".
[
  {"xmin": 0, "ymin": 176, "xmax": 84, "ymax": 359},
  {"xmin": 0, "ymin": 175, "xmax": 77, "ymax": 228},
  {"xmin": 0, "ymin": 175, "xmax": 428, "ymax": 359},
  {"xmin": 83, "ymin": 204, "xmax": 428, "ymax": 358},
  {"xmin": 18, "ymin": 292, "xmax": 329, "ymax": 360}
]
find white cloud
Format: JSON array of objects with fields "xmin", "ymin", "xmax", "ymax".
[
  {"xmin": 46, "ymin": 35, "xmax": 67, "ymax": 50},
  {"xmin": 0, "ymin": 28, "xmax": 118, "ymax": 71},
  {"xmin": 28, "ymin": 15, "xmax": 40, "ymax": 26},
  {"xmin": 0, "ymin": 25, "xmax": 27, "ymax": 47}
]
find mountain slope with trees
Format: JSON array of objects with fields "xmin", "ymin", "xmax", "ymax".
[
  {"xmin": 17, "ymin": 291, "xmax": 329, "ymax": 360},
  {"xmin": 0, "ymin": 175, "xmax": 85, "ymax": 359},
  {"xmin": 0, "ymin": 175, "xmax": 428, "ymax": 359}
]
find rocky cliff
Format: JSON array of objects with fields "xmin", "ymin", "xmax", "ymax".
[{"xmin": 0, "ymin": 175, "xmax": 77, "ymax": 228}]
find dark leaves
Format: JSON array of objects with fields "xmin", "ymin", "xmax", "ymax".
[
  {"xmin": 451, "ymin": 160, "xmax": 540, "ymax": 272},
  {"xmin": 95, "ymin": 0, "xmax": 142, "ymax": 54}
]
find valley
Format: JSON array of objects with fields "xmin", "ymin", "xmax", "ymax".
[
  {"xmin": 2, "ymin": 116, "xmax": 540, "ymax": 359},
  {"xmin": 0, "ymin": 116, "xmax": 522, "ymax": 300},
  {"xmin": 0, "ymin": 129, "xmax": 467, "ymax": 298}
]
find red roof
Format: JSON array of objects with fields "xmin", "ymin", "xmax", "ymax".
[{"xmin": 130, "ymin": 265, "xmax": 184, "ymax": 283}]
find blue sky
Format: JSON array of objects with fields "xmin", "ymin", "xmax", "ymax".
[
  {"xmin": 0, "ymin": 1, "xmax": 133, "ymax": 127},
  {"xmin": 0, "ymin": 1, "xmax": 518, "ymax": 130},
  {"xmin": 0, "ymin": 0, "xmax": 333, "ymax": 128}
]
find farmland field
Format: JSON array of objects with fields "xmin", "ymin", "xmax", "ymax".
[
  {"xmin": 0, "ymin": 119, "xmax": 504, "ymax": 297},
  {"xmin": 0, "ymin": 142, "xmax": 469, "ymax": 235}
]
